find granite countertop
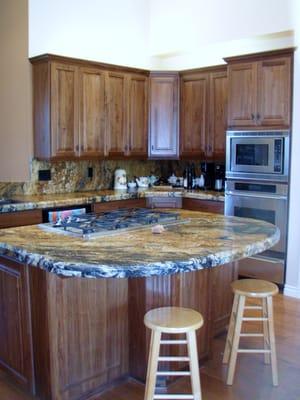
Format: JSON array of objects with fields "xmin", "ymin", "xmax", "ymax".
[
  {"xmin": 0, "ymin": 210, "xmax": 279, "ymax": 278},
  {"xmin": 0, "ymin": 188, "xmax": 225, "ymax": 213}
]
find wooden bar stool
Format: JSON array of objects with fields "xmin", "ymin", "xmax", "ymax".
[
  {"xmin": 144, "ymin": 306, "xmax": 203, "ymax": 400},
  {"xmin": 223, "ymin": 279, "xmax": 279, "ymax": 386}
]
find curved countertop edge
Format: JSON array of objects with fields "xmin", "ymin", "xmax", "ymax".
[
  {"xmin": 0, "ymin": 226, "xmax": 280, "ymax": 279},
  {"xmin": 0, "ymin": 189, "xmax": 224, "ymax": 214}
]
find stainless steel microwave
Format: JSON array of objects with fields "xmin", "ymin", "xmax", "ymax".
[{"xmin": 226, "ymin": 130, "xmax": 290, "ymax": 182}]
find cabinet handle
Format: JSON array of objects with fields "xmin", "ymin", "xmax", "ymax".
[
  {"xmin": 251, "ymin": 113, "xmax": 255, "ymax": 121},
  {"xmin": 257, "ymin": 113, "xmax": 261, "ymax": 122},
  {"xmin": 75, "ymin": 144, "xmax": 79, "ymax": 152},
  {"xmin": 151, "ymin": 144, "xmax": 154, "ymax": 151}
]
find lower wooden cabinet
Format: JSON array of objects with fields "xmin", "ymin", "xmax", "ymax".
[
  {"xmin": 92, "ymin": 198, "xmax": 146, "ymax": 213},
  {"xmin": 182, "ymin": 198, "xmax": 224, "ymax": 214},
  {"xmin": 0, "ymin": 209, "xmax": 43, "ymax": 229},
  {"xmin": 0, "ymin": 256, "xmax": 35, "ymax": 394}
]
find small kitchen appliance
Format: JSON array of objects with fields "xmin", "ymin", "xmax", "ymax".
[
  {"xmin": 114, "ymin": 169, "xmax": 127, "ymax": 190},
  {"xmin": 200, "ymin": 162, "xmax": 215, "ymax": 190},
  {"xmin": 214, "ymin": 164, "xmax": 225, "ymax": 191}
]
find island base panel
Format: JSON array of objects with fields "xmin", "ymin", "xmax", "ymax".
[{"xmin": 29, "ymin": 267, "xmax": 129, "ymax": 400}]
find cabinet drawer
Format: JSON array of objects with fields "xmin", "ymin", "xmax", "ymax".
[
  {"xmin": 146, "ymin": 197, "xmax": 182, "ymax": 209},
  {"xmin": 0, "ymin": 209, "xmax": 43, "ymax": 229},
  {"xmin": 182, "ymin": 198, "xmax": 224, "ymax": 214},
  {"xmin": 92, "ymin": 198, "xmax": 146, "ymax": 213}
]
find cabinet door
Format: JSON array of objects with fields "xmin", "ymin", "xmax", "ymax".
[
  {"xmin": 180, "ymin": 73, "xmax": 208, "ymax": 157},
  {"xmin": 128, "ymin": 74, "xmax": 148, "ymax": 157},
  {"xmin": 227, "ymin": 62, "xmax": 257, "ymax": 128},
  {"xmin": 149, "ymin": 73, "xmax": 179, "ymax": 158},
  {"xmin": 79, "ymin": 67, "xmax": 106, "ymax": 157},
  {"xmin": 208, "ymin": 70, "xmax": 228, "ymax": 160},
  {"xmin": 51, "ymin": 63, "xmax": 78, "ymax": 158},
  {"xmin": 257, "ymin": 56, "xmax": 291, "ymax": 127},
  {"xmin": 106, "ymin": 72, "xmax": 127, "ymax": 157},
  {"xmin": 0, "ymin": 257, "xmax": 34, "ymax": 393}
]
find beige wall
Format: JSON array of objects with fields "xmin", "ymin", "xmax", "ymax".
[{"xmin": 0, "ymin": 0, "xmax": 33, "ymax": 181}]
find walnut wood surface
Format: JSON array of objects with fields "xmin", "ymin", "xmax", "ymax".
[
  {"xmin": 0, "ymin": 256, "xmax": 34, "ymax": 394},
  {"xmin": 148, "ymin": 72, "xmax": 179, "ymax": 159},
  {"xmin": 227, "ymin": 50, "xmax": 293, "ymax": 129},
  {"xmin": 92, "ymin": 198, "xmax": 146, "ymax": 213},
  {"xmin": 79, "ymin": 67, "xmax": 106, "ymax": 157},
  {"xmin": 0, "ymin": 210, "xmax": 43, "ymax": 229},
  {"xmin": 182, "ymin": 198, "xmax": 224, "ymax": 214}
]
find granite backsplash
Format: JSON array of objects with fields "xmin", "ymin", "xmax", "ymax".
[{"xmin": 0, "ymin": 159, "xmax": 208, "ymax": 197}]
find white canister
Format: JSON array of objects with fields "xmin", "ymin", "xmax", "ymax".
[{"xmin": 114, "ymin": 169, "xmax": 127, "ymax": 190}]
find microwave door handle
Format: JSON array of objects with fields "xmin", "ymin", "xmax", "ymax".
[{"xmin": 226, "ymin": 191, "xmax": 287, "ymax": 200}]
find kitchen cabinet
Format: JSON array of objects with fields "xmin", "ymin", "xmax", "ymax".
[
  {"xmin": 180, "ymin": 66, "xmax": 228, "ymax": 159},
  {"xmin": 0, "ymin": 256, "xmax": 34, "ymax": 394},
  {"xmin": 92, "ymin": 198, "xmax": 146, "ymax": 213},
  {"xmin": 31, "ymin": 54, "xmax": 149, "ymax": 160},
  {"xmin": 148, "ymin": 72, "xmax": 179, "ymax": 159},
  {"xmin": 0, "ymin": 209, "xmax": 43, "ymax": 228},
  {"xmin": 182, "ymin": 198, "xmax": 224, "ymax": 214},
  {"xmin": 225, "ymin": 49, "xmax": 293, "ymax": 129},
  {"xmin": 128, "ymin": 74, "xmax": 148, "ymax": 157},
  {"xmin": 79, "ymin": 67, "xmax": 106, "ymax": 157}
]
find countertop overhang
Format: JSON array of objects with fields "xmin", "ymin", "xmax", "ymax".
[{"xmin": 0, "ymin": 210, "xmax": 279, "ymax": 278}]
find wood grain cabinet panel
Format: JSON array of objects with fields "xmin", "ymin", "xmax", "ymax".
[
  {"xmin": 0, "ymin": 256, "xmax": 34, "ymax": 394},
  {"xmin": 208, "ymin": 70, "xmax": 228, "ymax": 159},
  {"xmin": 180, "ymin": 66, "xmax": 227, "ymax": 160},
  {"xmin": 180, "ymin": 72, "xmax": 208, "ymax": 158},
  {"xmin": 79, "ymin": 67, "xmax": 106, "ymax": 157},
  {"xmin": 0, "ymin": 209, "xmax": 43, "ymax": 229},
  {"xmin": 106, "ymin": 72, "xmax": 127, "ymax": 157},
  {"xmin": 226, "ymin": 49, "xmax": 293, "ymax": 129},
  {"xmin": 149, "ymin": 72, "xmax": 179, "ymax": 158},
  {"xmin": 128, "ymin": 75, "xmax": 148, "ymax": 157},
  {"xmin": 31, "ymin": 54, "xmax": 149, "ymax": 161},
  {"xmin": 227, "ymin": 62, "xmax": 257, "ymax": 128},
  {"xmin": 258, "ymin": 57, "xmax": 291, "ymax": 127},
  {"xmin": 51, "ymin": 63, "xmax": 79, "ymax": 158}
]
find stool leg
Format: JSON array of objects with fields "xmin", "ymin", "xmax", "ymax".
[
  {"xmin": 144, "ymin": 330, "xmax": 161, "ymax": 400},
  {"xmin": 262, "ymin": 297, "xmax": 270, "ymax": 364},
  {"xmin": 187, "ymin": 331, "xmax": 202, "ymax": 400},
  {"xmin": 223, "ymin": 293, "xmax": 239, "ymax": 364},
  {"xmin": 226, "ymin": 294, "xmax": 245, "ymax": 385},
  {"xmin": 267, "ymin": 296, "xmax": 278, "ymax": 386}
]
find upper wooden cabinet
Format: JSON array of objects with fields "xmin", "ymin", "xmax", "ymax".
[
  {"xmin": 128, "ymin": 74, "xmax": 148, "ymax": 157},
  {"xmin": 180, "ymin": 66, "xmax": 228, "ymax": 160},
  {"xmin": 31, "ymin": 54, "xmax": 149, "ymax": 160},
  {"xmin": 225, "ymin": 49, "xmax": 293, "ymax": 129},
  {"xmin": 79, "ymin": 67, "xmax": 106, "ymax": 158},
  {"xmin": 148, "ymin": 72, "xmax": 179, "ymax": 159}
]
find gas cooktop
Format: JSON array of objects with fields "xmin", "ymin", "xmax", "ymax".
[{"xmin": 40, "ymin": 208, "xmax": 186, "ymax": 239}]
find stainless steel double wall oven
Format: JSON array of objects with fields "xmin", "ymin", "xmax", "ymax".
[{"xmin": 225, "ymin": 130, "xmax": 290, "ymax": 284}]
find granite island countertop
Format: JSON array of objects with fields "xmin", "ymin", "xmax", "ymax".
[
  {"xmin": 0, "ymin": 210, "xmax": 279, "ymax": 278},
  {"xmin": 0, "ymin": 188, "xmax": 224, "ymax": 213}
]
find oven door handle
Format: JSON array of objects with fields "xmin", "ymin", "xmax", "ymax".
[{"xmin": 225, "ymin": 191, "xmax": 287, "ymax": 200}]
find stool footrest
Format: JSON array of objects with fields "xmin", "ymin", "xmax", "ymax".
[
  {"xmin": 240, "ymin": 333, "xmax": 264, "ymax": 337},
  {"xmin": 157, "ymin": 371, "xmax": 191, "ymax": 376},
  {"xmin": 244, "ymin": 306, "xmax": 263, "ymax": 310},
  {"xmin": 237, "ymin": 349, "xmax": 271, "ymax": 353},
  {"xmin": 158, "ymin": 356, "xmax": 190, "ymax": 362},
  {"xmin": 242, "ymin": 317, "xmax": 268, "ymax": 321},
  {"xmin": 160, "ymin": 340, "xmax": 188, "ymax": 345},
  {"xmin": 153, "ymin": 395, "xmax": 194, "ymax": 399}
]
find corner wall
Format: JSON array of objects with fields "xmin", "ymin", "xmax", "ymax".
[{"xmin": 0, "ymin": 0, "xmax": 33, "ymax": 181}]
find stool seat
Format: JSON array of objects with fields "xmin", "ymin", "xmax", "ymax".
[
  {"xmin": 144, "ymin": 306, "xmax": 203, "ymax": 333},
  {"xmin": 231, "ymin": 279, "xmax": 279, "ymax": 298}
]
